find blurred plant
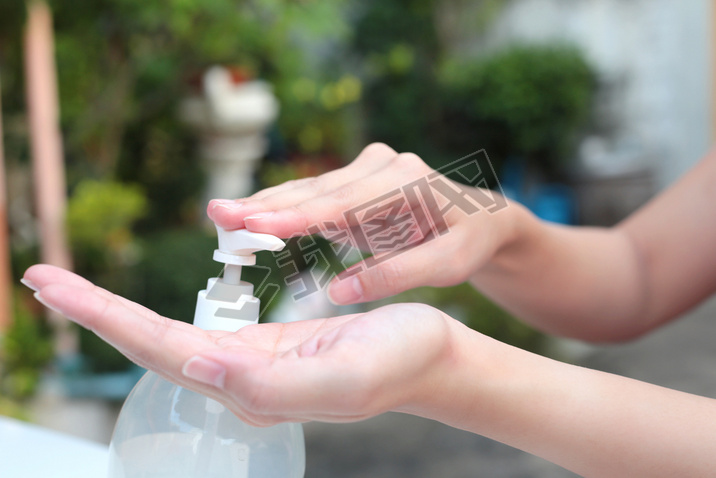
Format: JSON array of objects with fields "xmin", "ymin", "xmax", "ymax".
[
  {"xmin": 435, "ymin": 0, "xmax": 509, "ymax": 45},
  {"xmin": 440, "ymin": 44, "xmax": 596, "ymax": 177},
  {"xmin": 66, "ymin": 179, "xmax": 147, "ymax": 274},
  {"xmin": 279, "ymin": 74, "xmax": 362, "ymax": 156},
  {"xmin": 260, "ymin": 154, "xmax": 342, "ymax": 189},
  {"xmin": 116, "ymin": 121, "xmax": 203, "ymax": 228},
  {"xmin": 123, "ymin": 228, "xmax": 218, "ymax": 324},
  {"xmin": 64, "ymin": 179, "xmax": 147, "ymax": 372},
  {"xmin": 47, "ymin": 0, "xmax": 349, "ymax": 170},
  {"xmin": 352, "ymin": 0, "xmax": 445, "ymax": 165},
  {"xmin": 0, "ymin": 289, "xmax": 53, "ymax": 413},
  {"xmin": 1, "ymin": 0, "xmax": 352, "ymax": 229}
]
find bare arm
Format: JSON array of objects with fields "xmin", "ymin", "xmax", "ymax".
[
  {"xmin": 208, "ymin": 143, "xmax": 716, "ymax": 341},
  {"xmin": 423, "ymin": 319, "xmax": 716, "ymax": 477},
  {"xmin": 471, "ymin": 152, "xmax": 716, "ymax": 341},
  {"xmin": 25, "ymin": 265, "xmax": 716, "ymax": 477}
]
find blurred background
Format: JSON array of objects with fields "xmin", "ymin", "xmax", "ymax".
[{"xmin": 0, "ymin": 0, "xmax": 714, "ymax": 477}]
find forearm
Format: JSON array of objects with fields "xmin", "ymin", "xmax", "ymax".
[
  {"xmin": 470, "ymin": 203, "xmax": 648, "ymax": 341},
  {"xmin": 406, "ymin": 320, "xmax": 716, "ymax": 477},
  {"xmin": 470, "ymin": 152, "xmax": 716, "ymax": 341}
]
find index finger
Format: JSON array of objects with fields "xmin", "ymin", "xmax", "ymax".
[
  {"xmin": 25, "ymin": 264, "xmax": 157, "ymax": 320},
  {"xmin": 36, "ymin": 283, "xmax": 215, "ymax": 381},
  {"xmin": 207, "ymin": 143, "xmax": 399, "ymax": 231},
  {"xmin": 243, "ymin": 153, "xmax": 433, "ymax": 238}
]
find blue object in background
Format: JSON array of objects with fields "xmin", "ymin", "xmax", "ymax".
[
  {"xmin": 531, "ymin": 183, "xmax": 575, "ymax": 225},
  {"xmin": 499, "ymin": 158, "xmax": 575, "ymax": 225}
]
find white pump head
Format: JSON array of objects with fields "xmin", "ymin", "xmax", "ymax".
[
  {"xmin": 214, "ymin": 226, "xmax": 286, "ymax": 266},
  {"xmin": 193, "ymin": 227, "xmax": 285, "ymax": 332},
  {"xmin": 214, "ymin": 225, "xmax": 285, "ymax": 285}
]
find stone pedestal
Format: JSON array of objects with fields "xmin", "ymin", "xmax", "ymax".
[{"xmin": 180, "ymin": 66, "xmax": 279, "ymax": 207}]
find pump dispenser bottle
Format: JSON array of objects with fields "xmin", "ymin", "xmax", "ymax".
[{"xmin": 108, "ymin": 227, "xmax": 305, "ymax": 478}]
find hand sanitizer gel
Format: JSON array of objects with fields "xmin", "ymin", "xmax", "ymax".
[{"xmin": 108, "ymin": 227, "xmax": 306, "ymax": 478}]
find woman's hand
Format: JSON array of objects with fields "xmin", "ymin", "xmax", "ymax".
[
  {"xmin": 25, "ymin": 264, "xmax": 716, "ymax": 477},
  {"xmin": 208, "ymin": 143, "xmax": 517, "ymax": 305},
  {"xmin": 23, "ymin": 264, "xmax": 457, "ymax": 426}
]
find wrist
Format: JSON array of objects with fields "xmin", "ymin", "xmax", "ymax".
[
  {"xmin": 471, "ymin": 200, "xmax": 542, "ymax": 280},
  {"xmin": 392, "ymin": 316, "xmax": 504, "ymax": 423},
  {"xmin": 399, "ymin": 319, "xmax": 563, "ymax": 444}
]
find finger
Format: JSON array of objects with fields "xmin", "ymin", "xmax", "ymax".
[
  {"xmin": 35, "ymin": 282, "xmax": 243, "ymax": 412},
  {"xmin": 35, "ymin": 283, "xmax": 214, "ymax": 375},
  {"xmin": 243, "ymin": 152, "xmax": 432, "ymax": 238},
  {"xmin": 24, "ymin": 264, "xmax": 158, "ymax": 320},
  {"xmin": 24, "ymin": 263, "xmax": 95, "ymax": 290},
  {"xmin": 206, "ymin": 199, "xmax": 265, "ymax": 230},
  {"xmin": 326, "ymin": 240, "xmax": 464, "ymax": 304},
  {"xmin": 249, "ymin": 176, "xmax": 327, "ymax": 202},
  {"xmin": 207, "ymin": 143, "xmax": 399, "ymax": 231},
  {"xmin": 249, "ymin": 143, "xmax": 398, "ymax": 206}
]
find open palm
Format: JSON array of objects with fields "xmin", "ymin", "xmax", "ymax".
[{"xmin": 24, "ymin": 264, "xmax": 455, "ymax": 426}]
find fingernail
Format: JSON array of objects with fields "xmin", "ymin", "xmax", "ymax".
[
  {"xmin": 182, "ymin": 356, "xmax": 226, "ymax": 389},
  {"xmin": 21, "ymin": 278, "xmax": 39, "ymax": 292},
  {"xmin": 33, "ymin": 292, "xmax": 63, "ymax": 315},
  {"xmin": 327, "ymin": 276, "xmax": 363, "ymax": 305},
  {"xmin": 244, "ymin": 211, "xmax": 274, "ymax": 221},
  {"xmin": 210, "ymin": 200, "xmax": 243, "ymax": 211}
]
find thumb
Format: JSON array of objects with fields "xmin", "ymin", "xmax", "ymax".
[{"xmin": 327, "ymin": 248, "xmax": 433, "ymax": 304}]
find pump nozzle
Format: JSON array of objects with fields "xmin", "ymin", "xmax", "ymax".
[
  {"xmin": 214, "ymin": 226, "xmax": 285, "ymax": 285},
  {"xmin": 214, "ymin": 226, "xmax": 285, "ymax": 265},
  {"xmin": 193, "ymin": 227, "xmax": 285, "ymax": 331}
]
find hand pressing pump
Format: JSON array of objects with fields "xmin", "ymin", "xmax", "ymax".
[{"xmin": 108, "ymin": 227, "xmax": 306, "ymax": 478}]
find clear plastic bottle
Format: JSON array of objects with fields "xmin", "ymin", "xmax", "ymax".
[
  {"xmin": 108, "ymin": 227, "xmax": 305, "ymax": 478},
  {"xmin": 108, "ymin": 372, "xmax": 305, "ymax": 478}
]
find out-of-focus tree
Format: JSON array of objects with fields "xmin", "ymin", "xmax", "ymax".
[
  {"xmin": 352, "ymin": 0, "xmax": 443, "ymax": 162},
  {"xmin": 440, "ymin": 45, "xmax": 596, "ymax": 179},
  {"xmin": 66, "ymin": 179, "xmax": 146, "ymax": 272},
  {"xmin": 0, "ymin": 0, "xmax": 350, "ymax": 228},
  {"xmin": 0, "ymin": 0, "xmax": 352, "ymax": 374}
]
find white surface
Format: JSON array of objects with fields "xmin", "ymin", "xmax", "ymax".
[{"xmin": 0, "ymin": 416, "xmax": 108, "ymax": 478}]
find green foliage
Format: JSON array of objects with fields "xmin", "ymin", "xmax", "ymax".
[
  {"xmin": 123, "ymin": 228, "xmax": 218, "ymax": 323},
  {"xmin": 0, "ymin": 1, "xmax": 584, "ymax": 369},
  {"xmin": 46, "ymin": 0, "xmax": 350, "ymax": 165},
  {"xmin": 116, "ymin": 121, "xmax": 203, "ymax": 228},
  {"xmin": 1, "ymin": 0, "xmax": 351, "ymax": 228},
  {"xmin": 0, "ymin": 291, "xmax": 54, "ymax": 404},
  {"xmin": 440, "ymin": 45, "xmax": 596, "ymax": 175},
  {"xmin": 0, "ymin": 1, "xmax": 25, "ymax": 46},
  {"xmin": 64, "ymin": 179, "xmax": 148, "ymax": 371},
  {"xmin": 278, "ymin": 74, "xmax": 363, "ymax": 155},
  {"xmin": 67, "ymin": 180, "xmax": 147, "ymax": 249},
  {"xmin": 352, "ymin": 0, "xmax": 444, "ymax": 161},
  {"xmin": 66, "ymin": 179, "xmax": 147, "ymax": 273}
]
